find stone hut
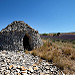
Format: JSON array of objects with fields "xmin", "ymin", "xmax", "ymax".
[{"xmin": 0, "ymin": 21, "xmax": 43, "ymax": 51}]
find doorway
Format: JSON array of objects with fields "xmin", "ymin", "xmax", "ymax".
[{"xmin": 23, "ymin": 34, "xmax": 31, "ymax": 50}]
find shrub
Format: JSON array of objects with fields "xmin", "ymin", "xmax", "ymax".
[
  {"xmin": 57, "ymin": 32, "xmax": 60, "ymax": 36},
  {"xmin": 26, "ymin": 39, "xmax": 75, "ymax": 74},
  {"xmin": 61, "ymin": 40, "xmax": 67, "ymax": 43},
  {"xmin": 30, "ymin": 50, "xmax": 37, "ymax": 56},
  {"xmin": 53, "ymin": 33, "xmax": 56, "ymax": 36},
  {"xmin": 42, "ymin": 33, "xmax": 48, "ymax": 36},
  {"xmin": 62, "ymin": 47, "xmax": 72, "ymax": 55},
  {"xmin": 24, "ymin": 50, "xmax": 29, "ymax": 54},
  {"xmin": 56, "ymin": 39, "xmax": 60, "ymax": 42},
  {"xmin": 72, "ymin": 41, "xmax": 75, "ymax": 44},
  {"xmin": 52, "ymin": 39, "xmax": 55, "ymax": 42},
  {"xmin": 70, "ymin": 52, "xmax": 75, "ymax": 60}
]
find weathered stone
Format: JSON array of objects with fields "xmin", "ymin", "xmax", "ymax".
[
  {"xmin": 40, "ymin": 72, "xmax": 45, "ymax": 75},
  {"xmin": 21, "ymin": 71, "xmax": 27, "ymax": 75},
  {"xmin": 20, "ymin": 66, "xmax": 26, "ymax": 71},
  {"xmin": 8, "ymin": 65, "xmax": 13, "ymax": 69},
  {"xmin": 28, "ymin": 66, "xmax": 34, "ymax": 72},
  {"xmin": 45, "ymin": 73, "xmax": 50, "ymax": 75},
  {"xmin": 0, "ymin": 21, "xmax": 43, "ymax": 51},
  {"xmin": 6, "ymin": 73, "xmax": 10, "ymax": 75},
  {"xmin": 33, "ymin": 64, "xmax": 37, "ymax": 67},
  {"xmin": 0, "ymin": 50, "xmax": 65, "ymax": 75},
  {"xmin": 45, "ymin": 65, "xmax": 50, "ymax": 70},
  {"xmin": 17, "ymin": 65, "xmax": 20, "ymax": 69},
  {"xmin": 17, "ymin": 73, "xmax": 21, "ymax": 75},
  {"xmin": 14, "ymin": 72, "xmax": 18, "ymax": 75},
  {"xmin": 16, "ymin": 69, "xmax": 20, "ymax": 73},
  {"xmin": 33, "ymin": 66, "xmax": 38, "ymax": 71}
]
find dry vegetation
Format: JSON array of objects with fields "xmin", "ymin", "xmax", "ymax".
[{"xmin": 25, "ymin": 39, "xmax": 75, "ymax": 74}]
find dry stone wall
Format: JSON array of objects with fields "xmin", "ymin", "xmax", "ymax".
[{"xmin": 0, "ymin": 21, "xmax": 43, "ymax": 51}]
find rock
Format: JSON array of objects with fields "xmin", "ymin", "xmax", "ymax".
[
  {"xmin": 45, "ymin": 70, "xmax": 50, "ymax": 74},
  {"xmin": 17, "ymin": 73, "xmax": 21, "ymax": 75},
  {"xmin": 6, "ymin": 70, "xmax": 10, "ymax": 73},
  {"xmin": 8, "ymin": 65, "xmax": 13, "ymax": 69},
  {"xmin": 20, "ymin": 66, "xmax": 26, "ymax": 71},
  {"xmin": 7, "ymin": 73, "xmax": 10, "ymax": 75},
  {"xmin": 6, "ymin": 59, "xmax": 11, "ymax": 63},
  {"xmin": 13, "ymin": 64, "xmax": 17, "ymax": 69},
  {"xmin": 28, "ymin": 66, "xmax": 34, "ymax": 72},
  {"xmin": 0, "ymin": 50, "xmax": 65, "ymax": 75},
  {"xmin": 21, "ymin": 71, "xmax": 27, "ymax": 73},
  {"xmin": 45, "ymin": 65, "xmax": 50, "ymax": 70},
  {"xmin": 33, "ymin": 66, "xmax": 38, "ymax": 71},
  {"xmin": 23, "ymin": 60, "xmax": 25, "ymax": 63},
  {"xmin": 16, "ymin": 69, "xmax": 20, "ymax": 73},
  {"xmin": 14, "ymin": 72, "xmax": 18, "ymax": 75},
  {"xmin": 17, "ymin": 65, "xmax": 20, "ymax": 69},
  {"xmin": 2, "ymin": 50, "xmax": 7, "ymax": 54},
  {"xmin": 45, "ymin": 74, "xmax": 50, "ymax": 75},
  {"xmin": 33, "ymin": 64, "xmax": 37, "ymax": 67},
  {"xmin": 40, "ymin": 72, "xmax": 45, "ymax": 75}
]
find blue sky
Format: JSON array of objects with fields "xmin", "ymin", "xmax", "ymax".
[{"xmin": 0, "ymin": 0, "xmax": 75, "ymax": 33}]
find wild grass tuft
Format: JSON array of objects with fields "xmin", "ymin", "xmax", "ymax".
[{"xmin": 26, "ymin": 39, "xmax": 75, "ymax": 74}]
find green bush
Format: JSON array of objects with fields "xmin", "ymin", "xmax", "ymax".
[
  {"xmin": 53, "ymin": 33, "xmax": 56, "ymax": 36},
  {"xmin": 42, "ymin": 33, "xmax": 48, "ymax": 36},
  {"xmin": 72, "ymin": 41, "xmax": 75, "ymax": 44},
  {"xmin": 52, "ymin": 39, "xmax": 55, "ymax": 42},
  {"xmin": 56, "ymin": 39, "xmax": 60, "ymax": 42},
  {"xmin": 57, "ymin": 32, "xmax": 60, "ymax": 36}
]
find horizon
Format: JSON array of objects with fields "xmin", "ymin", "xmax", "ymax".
[
  {"xmin": 0, "ymin": 0, "xmax": 75, "ymax": 33},
  {"xmin": 0, "ymin": 20, "xmax": 75, "ymax": 34}
]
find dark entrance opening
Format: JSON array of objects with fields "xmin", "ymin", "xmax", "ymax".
[{"xmin": 23, "ymin": 35, "xmax": 31, "ymax": 50}]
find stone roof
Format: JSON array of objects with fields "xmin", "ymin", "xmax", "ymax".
[{"xmin": 1, "ymin": 21, "xmax": 38, "ymax": 33}]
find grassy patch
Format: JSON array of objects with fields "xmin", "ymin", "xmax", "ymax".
[{"xmin": 26, "ymin": 39, "xmax": 75, "ymax": 74}]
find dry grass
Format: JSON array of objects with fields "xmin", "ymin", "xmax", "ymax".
[{"xmin": 25, "ymin": 39, "xmax": 75, "ymax": 74}]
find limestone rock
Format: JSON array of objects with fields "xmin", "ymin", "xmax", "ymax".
[
  {"xmin": 0, "ymin": 21, "xmax": 43, "ymax": 51},
  {"xmin": 20, "ymin": 66, "xmax": 26, "ymax": 71},
  {"xmin": 8, "ymin": 65, "xmax": 13, "ymax": 69},
  {"xmin": 0, "ymin": 50, "xmax": 65, "ymax": 75}
]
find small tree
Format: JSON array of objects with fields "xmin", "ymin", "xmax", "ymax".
[
  {"xmin": 53, "ymin": 33, "xmax": 56, "ymax": 36},
  {"xmin": 42, "ymin": 33, "xmax": 48, "ymax": 36},
  {"xmin": 57, "ymin": 32, "xmax": 60, "ymax": 36}
]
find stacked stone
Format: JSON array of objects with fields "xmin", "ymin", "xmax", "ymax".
[
  {"xmin": 0, "ymin": 21, "xmax": 43, "ymax": 51},
  {"xmin": 0, "ymin": 50, "xmax": 65, "ymax": 75}
]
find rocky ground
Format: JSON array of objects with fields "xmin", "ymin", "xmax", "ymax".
[{"xmin": 0, "ymin": 50, "xmax": 65, "ymax": 75}]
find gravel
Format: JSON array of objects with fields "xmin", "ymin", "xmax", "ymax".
[{"xmin": 0, "ymin": 50, "xmax": 65, "ymax": 75}]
